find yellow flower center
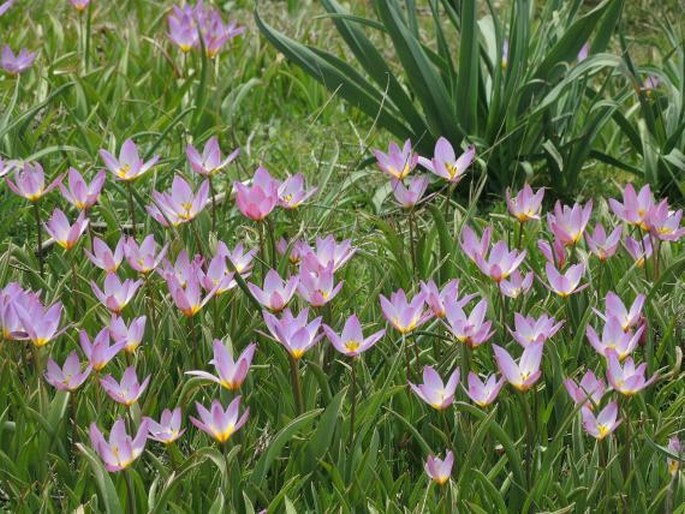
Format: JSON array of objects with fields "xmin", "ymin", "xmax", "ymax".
[{"xmin": 344, "ymin": 341, "xmax": 360, "ymax": 353}]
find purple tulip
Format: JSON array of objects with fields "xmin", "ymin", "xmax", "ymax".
[
  {"xmin": 373, "ymin": 139, "xmax": 418, "ymax": 180},
  {"xmin": 1, "ymin": 45, "xmax": 36, "ymax": 75},
  {"xmin": 641, "ymin": 74, "xmax": 660, "ymax": 94},
  {"xmin": 100, "ymin": 366, "xmax": 150, "ymax": 407},
  {"xmin": 444, "ymin": 298, "xmax": 493, "ymax": 348},
  {"xmin": 99, "ymin": 139, "xmax": 159, "ymax": 182},
  {"xmin": 202, "ymin": 13, "xmax": 244, "ymax": 58},
  {"xmin": 167, "ymin": 5, "xmax": 198, "ymax": 52},
  {"xmin": 464, "ymin": 372, "xmax": 505, "ymax": 408},
  {"xmin": 545, "ymin": 262, "xmax": 586, "ymax": 297},
  {"xmin": 493, "ymin": 342, "xmax": 544, "ymax": 392},
  {"xmin": 0, "ymin": 283, "xmax": 37, "ymax": 340},
  {"xmin": 167, "ymin": 3, "xmax": 243, "ymax": 58},
  {"xmin": 0, "ymin": 0, "xmax": 15, "ymax": 16},
  {"xmin": 190, "ymin": 396, "xmax": 249, "ymax": 444},
  {"xmin": 234, "ymin": 166, "xmax": 280, "ymax": 221},
  {"xmin": 474, "ymin": 240, "xmax": 527, "ymax": 283},
  {"xmin": 123, "ymin": 234, "xmax": 168, "ymax": 274},
  {"xmin": 409, "ymin": 365, "xmax": 459, "ymax": 410},
  {"xmin": 278, "ymin": 173, "xmax": 317, "ymax": 209},
  {"xmin": 263, "ymin": 308, "xmax": 323, "ymax": 360},
  {"xmin": 420, "ymin": 279, "xmax": 475, "ymax": 319},
  {"xmin": 390, "ymin": 175, "xmax": 429, "ymax": 209},
  {"xmin": 418, "ymin": 137, "xmax": 475, "ymax": 184},
  {"xmin": 506, "ymin": 184, "xmax": 544, "ymax": 223},
  {"xmin": 109, "ymin": 315, "xmax": 146, "ymax": 353},
  {"xmin": 80, "ymin": 327, "xmax": 125, "ymax": 371},
  {"xmin": 148, "ymin": 175, "xmax": 209, "ymax": 227},
  {"xmin": 91, "ymin": 273, "xmax": 143, "ymax": 313},
  {"xmin": 302, "ymin": 235, "xmax": 356, "ymax": 271},
  {"xmin": 581, "ymin": 401, "xmax": 621, "ymax": 440},
  {"xmin": 186, "ymin": 340, "xmax": 256, "ymax": 390},
  {"xmin": 145, "ymin": 408, "xmax": 185, "ymax": 445},
  {"xmin": 323, "ymin": 314, "xmax": 385, "ymax": 358},
  {"xmin": 165, "ymin": 261, "xmax": 215, "ymax": 317},
  {"xmin": 425, "ymin": 451, "xmax": 454, "ymax": 485},
  {"xmin": 547, "ymin": 200, "xmax": 593, "ymax": 246},
  {"xmin": 623, "ymin": 234, "xmax": 652, "ymax": 267},
  {"xmin": 379, "ymin": 289, "xmax": 429, "ymax": 335},
  {"xmin": 85, "ymin": 237, "xmax": 125, "ymax": 273},
  {"xmin": 14, "ymin": 297, "xmax": 64, "ymax": 347},
  {"xmin": 510, "ymin": 312, "xmax": 563, "ymax": 347},
  {"xmin": 606, "ymin": 351, "xmax": 657, "ymax": 396},
  {"xmin": 586, "ymin": 317, "xmax": 644, "ymax": 360},
  {"xmin": 248, "ymin": 269, "xmax": 298, "ymax": 312},
  {"xmin": 223, "ymin": 242, "xmax": 257, "ymax": 277},
  {"xmin": 585, "ymin": 223, "xmax": 622, "ymax": 261},
  {"xmin": 276, "ymin": 237, "xmax": 309, "ymax": 265},
  {"xmin": 297, "ymin": 261, "xmax": 342, "ymax": 308},
  {"xmin": 538, "ymin": 236, "xmax": 567, "ymax": 269},
  {"xmin": 59, "ymin": 168, "xmax": 105, "ymax": 210},
  {"xmin": 6, "ymin": 162, "xmax": 61, "ymax": 202},
  {"xmin": 499, "ymin": 270, "xmax": 534, "ymax": 299},
  {"xmin": 202, "ymin": 247, "xmax": 236, "ymax": 295},
  {"xmin": 608, "ymin": 184, "xmax": 654, "ymax": 229},
  {"xmin": 45, "ymin": 351, "xmax": 92, "ymax": 391},
  {"xmin": 595, "ymin": 291, "xmax": 645, "ymax": 332},
  {"xmin": 89, "ymin": 418, "xmax": 149, "ymax": 472},
  {"xmin": 70, "ymin": 0, "xmax": 90, "ymax": 11},
  {"xmin": 668, "ymin": 436, "xmax": 681, "ymax": 475},
  {"xmin": 577, "ymin": 42, "xmax": 590, "ymax": 62},
  {"xmin": 646, "ymin": 200, "xmax": 685, "ymax": 242},
  {"xmin": 44, "ymin": 208, "xmax": 89, "ymax": 250},
  {"xmin": 186, "ymin": 137, "xmax": 239, "ymax": 177},
  {"xmin": 564, "ymin": 370, "xmax": 606, "ymax": 409},
  {"xmin": 460, "ymin": 225, "xmax": 492, "ymax": 264}
]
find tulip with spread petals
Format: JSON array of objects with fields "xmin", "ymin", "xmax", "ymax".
[
  {"xmin": 248, "ymin": 269, "xmax": 298, "ymax": 312},
  {"xmin": 460, "ymin": 225, "xmax": 492, "ymax": 264},
  {"xmin": 234, "ymin": 166, "xmax": 280, "ymax": 221},
  {"xmin": 297, "ymin": 261, "xmax": 342, "ymax": 308},
  {"xmin": 45, "ymin": 352, "xmax": 92, "ymax": 392},
  {"xmin": 323, "ymin": 314, "xmax": 385, "ymax": 358},
  {"xmin": 224, "ymin": 242, "xmax": 257, "ymax": 277},
  {"xmin": 1, "ymin": 45, "xmax": 36, "ymax": 75},
  {"xmin": 70, "ymin": 0, "xmax": 90, "ymax": 11},
  {"xmin": 595, "ymin": 291, "xmax": 645, "ymax": 332},
  {"xmin": 419, "ymin": 137, "xmax": 475, "ymax": 184},
  {"xmin": 191, "ymin": 396, "xmax": 249, "ymax": 444},
  {"xmin": 586, "ymin": 317, "xmax": 644, "ymax": 360},
  {"xmin": 545, "ymin": 262, "xmax": 586, "ymax": 297},
  {"xmin": 276, "ymin": 238, "xmax": 308, "ymax": 265},
  {"xmin": 80, "ymin": 328, "xmax": 125, "ymax": 371},
  {"xmin": 166, "ymin": 267, "xmax": 215, "ymax": 318},
  {"xmin": 59, "ymin": 168, "xmax": 105, "ymax": 210},
  {"xmin": 0, "ymin": 283, "xmax": 30, "ymax": 340},
  {"xmin": 564, "ymin": 370, "xmax": 606, "ymax": 409},
  {"xmin": 444, "ymin": 299, "xmax": 493, "ymax": 348},
  {"xmin": 278, "ymin": 173, "xmax": 317, "ymax": 209},
  {"xmin": 390, "ymin": 176, "xmax": 429, "ymax": 209},
  {"xmin": 186, "ymin": 137, "xmax": 239, "ymax": 177},
  {"xmin": 547, "ymin": 201, "xmax": 593, "ymax": 246},
  {"xmin": 99, "ymin": 139, "xmax": 159, "ymax": 182},
  {"xmin": 145, "ymin": 408, "xmax": 185, "ymax": 445},
  {"xmin": 585, "ymin": 223, "xmax": 622, "ymax": 262},
  {"xmin": 606, "ymin": 351, "xmax": 657, "ymax": 396},
  {"xmin": 499, "ymin": 270, "xmax": 534, "ymax": 299},
  {"xmin": 202, "ymin": 249, "xmax": 236, "ymax": 295},
  {"xmin": 167, "ymin": 5, "xmax": 198, "ymax": 52},
  {"xmin": 425, "ymin": 451, "xmax": 454, "ymax": 486},
  {"xmin": 14, "ymin": 298, "xmax": 64, "ymax": 346},
  {"xmin": 303, "ymin": 235, "xmax": 356, "ymax": 271},
  {"xmin": 6, "ymin": 162, "xmax": 61, "ymax": 202},
  {"xmin": 420, "ymin": 279, "xmax": 475, "ymax": 319},
  {"xmin": 623, "ymin": 235, "xmax": 652, "ymax": 267},
  {"xmin": 100, "ymin": 366, "xmax": 150, "ymax": 407},
  {"xmin": 409, "ymin": 365, "xmax": 459, "ymax": 410},
  {"xmin": 464, "ymin": 372, "xmax": 505, "ymax": 408},
  {"xmin": 506, "ymin": 184, "xmax": 544, "ymax": 223},
  {"xmin": 91, "ymin": 273, "xmax": 143, "ymax": 313},
  {"xmin": 379, "ymin": 289, "xmax": 429, "ymax": 335},
  {"xmin": 44, "ymin": 209, "xmax": 89, "ymax": 250},
  {"xmin": 609, "ymin": 183, "xmax": 654, "ymax": 229},
  {"xmin": 263, "ymin": 308, "xmax": 323, "ymax": 360},
  {"xmin": 89, "ymin": 418, "xmax": 149, "ymax": 472},
  {"xmin": 124, "ymin": 235, "xmax": 168, "ymax": 274},
  {"xmin": 582, "ymin": 401, "xmax": 621, "ymax": 440},
  {"xmin": 493, "ymin": 342, "xmax": 544, "ymax": 392},
  {"xmin": 186, "ymin": 341, "xmax": 256, "ymax": 390},
  {"xmin": 109, "ymin": 315, "xmax": 146, "ymax": 353},
  {"xmin": 510, "ymin": 313, "xmax": 563, "ymax": 347},
  {"xmin": 373, "ymin": 139, "xmax": 418, "ymax": 180},
  {"xmin": 148, "ymin": 175, "xmax": 209, "ymax": 227},
  {"xmin": 85, "ymin": 237, "xmax": 125, "ymax": 273},
  {"xmin": 646, "ymin": 201, "xmax": 685, "ymax": 242},
  {"xmin": 474, "ymin": 240, "xmax": 527, "ymax": 283}
]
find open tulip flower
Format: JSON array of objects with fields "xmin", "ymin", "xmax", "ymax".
[
  {"xmin": 124, "ymin": 235, "xmax": 168, "ymax": 274},
  {"xmin": 474, "ymin": 240, "xmax": 527, "ymax": 283},
  {"xmin": 493, "ymin": 342, "xmax": 544, "ymax": 392},
  {"xmin": 223, "ymin": 242, "xmax": 257, "ymax": 277},
  {"xmin": 547, "ymin": 200, "xmax": 593, "ymax": 246},
  {"xmin": 564, "ymin": 370, "xmax": 606, "ymax": 409},
  {"xmin": 538, "ymin": 236, "xmax": 567, "ymax": 269},
  {"xmin": 85, "ymin": 237, "xmax": 125, "ymax": 273},
  {"xmin": 59, "ymin": 168, "xmax": 105, "ymax": 210},
  {"xmin": 420, "ymin": 279, "xmax": 475, "ymax": 319},
  {"xmin": 186, "ymin": 136, "xmax": 239, "ymax": 177},
  {"xmin": 159, "ymin": 250, "xmax": 203, "ymax": 287},
  {"xmin": 582, "ymin": 401, "xmax": 621, "ymax": 440},
  {"xmin": 606, "ymin": 351, "xmax": 657, "ymax": 396},
  {"xmin": 595, "ymin": 291, "xmax": 645, "ymax": 331},
  {"xmin": 323, "ymin": 314, "xmax": 385, "ymax": 358},
  {"xmin": 646, "ymin": 200, "xmax": 685, "ymax": 242},
  {"xmin": 464, "ymin": 372, "xmax": 505, "ymax": 408},
  {"xmin": 609, "ymin": 183, "xmax": 654, "ymax": 229},
  {"xmin": 390, "ymin": 175, "xmax": 429, "ymax": 209},
  {"xmin": 45, "ymin": 352, "xmax": 92, "ymax": 392},
  {"xmin": 303, "ymin": 235, "xmax": 356, "ymax": 271},
  {"xmin": 263, "ymin": 308, "xmax": 323, "ymax": 360},
  {"xmin": 276, "ymin": 237, "xmax": 309, "ymax": 265},
  {"xmin": 0, "ymin": 283, "xmax": 34, "ymax": 340},
  {"xmin": 545, "ymin": 262, "xmax": 586, "ymax": 297},
  {"xmin": 510, "ymin": 313, "xmax": 563, "ymax": 347},
  {"xmin": 234, "ymin": 166, "xmax": 280, "ymax": 221},
  {"xmin": 202, "ymin": 249, "xmax": 236, "ymax": 295},
  {"xmin": 418, "ymin": 137, "xmax": 475, "ymax": 184},
  {"xmin": 1, "ymin": 45, "xmax": 36, "ymax": 75},
  {"xmin": 165, "ymin": 266, "xmax": 215, "ymax": 318},
  {"xmin": 100, "ymin": 366, "xmax": 150, "ymax": 407},
  {"xmin": 149, "ymin": 175, "xmax": 209, "ymax": 227},
  {"xmin": 91, "ymin": 273, "xmax": 143, "ymax": 313},
  {"xmin": 190, "ymin": 396, "xmax": 249, "ymax": 444},
  {"xmin": 623, "ymin": 234, "xmax": 652, "ymax": 267},
  {"xmin": 109, "ymin": 315, "xmax": 146, "ymax": 353},
  {"xmin": 14, "ymin": 297, "xmax": 64, "ymax": 346},
  {"xmin": 585, "ymin": 223, "xmax": 622, "ymax": 261},
  {"xmin": 506, "ymin": 184, "xmax": 544, "ymax": 223},
  {"xmin": 186, "ymin": 340, "xmax": 256, "ymax": 390},
  {"xmin": 145, "ymin": 408, "xmax": 185, "ymax": 445},
  {"xmin": 499, "ymin": 270, "xmax": 534, "ymax": 299},
  {"xmin": 69, "ymin": 0, "xmax": 90, "ymax": 11},
  {"xmin": 297, "ymin": 261, "xmax": 342, "ymax": 307},
  {"xmin": 99, "ymin": 139, "xmax": 159, "ymax": 181},
  {"xmin": 6, "ymin": 162, "xmax": 61, "ymax": 202},
  {"xmin": 425, "ymin": 451, "xmax": 454, "ymax": 486},
  {"xmin": 278, "ymin": 173, "xmax": 317, "ymax": 209},
  {"xmin": 460, "ymin": 225, "xmax": 492, "ymax": 263},
  {"xmin": 373, "ymin": 139, "xmax": 418, "ymax": 180},
  {"xmin": 586, "ymin": 317, "xmax": 644, "ymax": 360},
  {"xmin": 248, "ymin": 269, "xmax": 298, "ymax": 312},
  {"xmin": 444, "ymin": 298, "xmax": 493, "ymax": 348},
  {"xmin": 379, "ymin": 289, "xmax": 429, "ymax": 335},
  {"xmin": 80, "ymin": 328, "xmax": 125, "ymax": 371},
  {"xmin": 409, "ymin": 365, "xmax": 459, "ymax": 410},
  {"xmin": 44, "ymin": 208, "xmax": 89, "ymax": 250},
  {"xmin": 89, "ymin": 418, "xmax": 149, "ymax": 472}
]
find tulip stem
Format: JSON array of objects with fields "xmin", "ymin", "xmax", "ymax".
[
  {"xmin": 84, "ymin": 1, "xmax": 92, "ymax": 72},
  {"xmin": 257, "ymin": 221, "xmax": 266, "ymax": 275},
  {"xmin": 349, "ymin": 358, "xmax": 357, "ymax": 447},
  {"xmin": 516, "ymin": 220, "xmax": 525, "ymax": 249},
  {"xmin": 622, "ymin": 403, "xmax": 631, "ymax": 482},
  {"xmin": 71, "ymin": 252, "xmax": 80, "ymax": 318},
  {"xmin": 208, "ymin": 176, "xmax": 217, "ymax": 233},
  {"xmin": 126, "ymin": 183, "xmax": 137, "ymax": 238},
  {"xmin": 266, "ymin": 218, "xmax": 277, "ymax": 267},
  {"xmin": 408, "ymin": 209, "xmax": 417, "ymax": 278},
  {"xmin": 289, "ymin": 355, "xmax": 304, "ymax": 415},
  {"xmin": 32, "ymin": 202, "xmax": 44, "ymax": 278},
  {"xmin": 188, "ymin": 314, "xmax": 201, "ymax": 369},
  {"xmin": 518, "ymin": 391, "xmax": 535, "ymax": 489},
  {"xmin": 125, "ymin": 469, "xmax": 137, "ymax": 514},
  {"xmin": 69, "ymin": 391, "xmax": 78, "ymax": 461},
  {"xmin": 402, "ymin": 333, "xmax": 411, "ymax": 382},
  {"xmin": 32, "ymin": 344, "xmax": 47, "ymax": 414}
]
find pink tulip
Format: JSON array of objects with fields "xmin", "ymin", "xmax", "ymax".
[
  {"xmin": 297, "ymin": 261, "xmax": 342, "ymax": 307},
  {"xmin": 510, "ymin": 313, "xmax": 563, "ymax": 347},
  {"xmin": 89, "ymin": 418, "xmax": 149, "ymax": 472},
  {"xmin": 390, "ymin": 176, "xmax": 429, "ymax": 209},
  {"xmin": 420, "ymin": 279, "xmax": 475, "ymax": 319},
  {"xmin": 464, "ymin": 372, "xmax": 505, "ymax": 408},
  {"xmin": 14, "ymin": 297, "xmax": 65, "ymax": 347},
  {"xmin": 322, "ymin": 314, "xmax": 385, "ymax": 358},
  {"xmin": 499, "ymin": 270, "xmax": 534, "ymax": 299},
  {"xmin": 44, "ymin": 208, "xmax": 89, "ymax": 250},
  {"xmin": 538, "ymin": 237, "xmax": 567, "ymax": 269},
  {"xmin": 587, "ymin": 317, "xmax": 644, "ymax": 360},
  {"xmin": 547, "ymin": 201, "xmax": 593, "ymax": 246},
  {"xmin": 418, "ymin": 137, "xmax": 475, "ymax": 184},
  {"xmin": 70, "ymin": 0, "xmax": 90, "ymax": 11},
  {"xmin": 123, "ymin": 234, "xmax": 168, "ymax": 274},
  {"xmin": 90, "ymin": 273, "xmax": 143, "ymax": 313},
  {"xmin": 278, "ymin": 173, "xmax": 317, "ymax": 209},
  {"xmin": 80, "ymin": 327, "xmax": 125, "ymax": 371},
  {"xmin": 506, "ymin": 184, "xmax": 544, "ymax": 223},
  {"xmin": 186, "ymin": 341, "xmax": 256, "ymax": 390},
  {"xmin": 85, "ymin": 237, "xmax": 125, "ymax": 273},
  {"xmin": 234, "ymin": 166, "xmax": 280, "ymax": 221},
  {"xmin": 646, "ymin": 200, "xmax": 685, "ymax": 242},
  {"xmin": 248, "ymin": 269, "xmax": 298, "ymax": 312},
  {"xmin": 1, "ymin": 45, "xmax": 36, "ymax": 75},
  {"xmin": 301, "ymin": 235, "xmax": 356, "ymax": 271},
  {"xmin": 581, "ymin": 401, "xmax": 621, "ymax": 440},
  {"xmin": 379, "ymin": 289, "xmax": 429, "ymax": 335},
  {"xmin": 6, "ymin": 162, "xmax": 61, "ymax": 202},
  {"xmin": 667, "ymin": 436, "xmax": 681, "ymax": 475},
  {"xmin": 444, "ymin": 298, "xmax": 493, "ymax": 348},
  {"xmin": 595, "ymin": 291, "xmax": 645, "ymax": 331},
  {"xmin": 425, "ymin": 451, "xmax": 454, "ymax": 485},
  {"xmin": 623, "ymin": 235, "xmax": 652, "ymax": 267},
  {"xmin": 148, "ymin": 175, "xmax": 209, "ymax": 226},
  {"xmin": 493, "ymin": 342, "xmax": 544, "ymax": 392},
  {"xmin": 606, "ymin": 351, "xmax": 657, "ymax": 396},
  {"xmin": 190, "ymin": 396, "xmax": 249, "ymax": 443},
  {"xmin": 223, "ymin": 242, "xmax": 257, "ymax": 277},
  {"xmin": 609, "ymin": 184, "xmax": 654, "ymax": 229},
  {"xmin": 99, "ymin": 139, "xmax": 159, "ymax": 181},
  {"xmin": 100, "ymin": 366, "xmax": 150, "ymax": 406},
  {"xmin": 59, "ymin": 168, "xmax": 105, "ymax": 210},
  {"xmin": 45, "ymin": 351, "xmax": 92, "ymax": 391},
  {"xmin": 460, "ymin": 225, "xmax": 492, "ymax": 264},
  {"xmin": 545, "ymin": 262, "xmax": 586, "ymax": 297},
  {"xmin": 263, "ymin": 308, "xmax": 322, "ymax": 360},
  {"xmin": 0, "ymin": 0, "xmax": 15, "ymax": 17},
  {"xmin": 474, "ymin": 240, "xmax": 526, "ymax": 283},
  {"xmin": 109, "ymin": 315, "xmax": 146, "ymax": 353},
  {"xmin": 409, "ymin": 365, "xmax": 459, "ymax": 410},
  {"xmin": 373, "ymin": 139, "xmax": 418, "ymax": 180},
  {"xmin": 585, "ymin": 223, "xmax": 622, "ymax": 261},
  {"xmin": 564, "ymin": 370, "xmax": 606, "ymax": 409},
  {"xmin": 145, "ymin": 408, "xmax": 185, "ymax": 445},
  {"xmin": 186, "ymin": 136, "xmax": 239, "ymax": 177}
]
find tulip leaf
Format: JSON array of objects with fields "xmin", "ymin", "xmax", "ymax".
[{"xmin": 76, "ymin": 443, "xmax": 124, "ymax": 514}]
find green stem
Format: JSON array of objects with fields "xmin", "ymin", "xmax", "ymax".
[
  {"xmin": 516, "ymin": 220, "xmax": 525, "ymax": 249},
  {"xmin": 208, "ymin": 175, "xmax": 217, "ymax": 233},
  {"xmin": 71, "ymin": 252, "xmax": 80, "ymax": 317},
  {"xmin": 84, "ymin": 2, "xmax": 92, "ymax": 72},
  {"xmin": 349, "ymin": 358, "xmax": 357, "ymax": 447},
  {"xmin": 257, "ymin": 221, "xmax": 266, "ymax": 275},
  {"xmin": 408, "ymin": 208, "xmax": 417, "ymax": 278},
  {"xmin": 622, "ymin": 402, "xmax": 631, "ymax": 482},
  {"xmin": 402, "ymin": 333, "xmax": 411, "ymax": 382},
  {"xmin": 69, "ymin": 392, "xmax": 78, "ymax": 462},
  {"xmin": 125, "ymin": 469, "xmax": 137, "ymax": 514},
  {"xmin": 188, "ymin": 315, "xmax": 200, "ymax": 369},
  {"xmin": 32, "ymin": 345, "xmax": 47, "ymax": 414},
  {"xmin": 32, "ymin": 202, "xmax": 44, "ymax": 278},
  {"xmin": 289, "ymin": 355, "xmax": 304, "ymax": 415},
  {"xmin": 126, "ymin": 182, "xmax": 137, "ymax": 238},
  {"xmin": 518, "ymin": 390, "xmax": 535, "ymax": 489}
]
